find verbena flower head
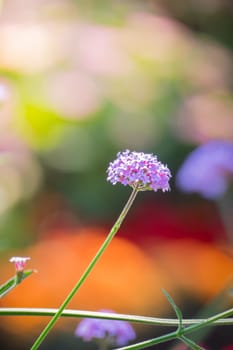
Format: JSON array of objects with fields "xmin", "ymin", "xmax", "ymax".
[
  {"xmin": 75, "ymin": 309, "xmax": 136, "ymax": 347},
  {"xmin": 107, "ymin": 150, "xmax": 171, "ymax": 192},
  {"xmin": 176, "ymin": 140, "xmax": 233, "ymax": 199},
  {"xmin": 10, "ymin": 256, "xmax": 30, "ymax": 272}
]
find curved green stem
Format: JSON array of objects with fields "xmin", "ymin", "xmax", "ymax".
[
  {"xmin": 30, "ymin": 187, "xmax": 139, "ymax": 350},
  {"xmin": 1, "ymin": 307, "xmax": 233, "ymax": 326},
  {"xmin": 117, "ymin": 307, "xmax": 233, "ymax": 350}
]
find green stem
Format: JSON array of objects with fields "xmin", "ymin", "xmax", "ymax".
[
  {"xmin": 0, "ymin": 308, "xmax": 233, "ymax": 326},
  {"xmin": 0, "ymin": 270, "xmax": 35, "ymax": 298},
  {"xmin": 179, "ymin": 336, "xmax": 205, "ymax": 350},
  {"xmin": 181, "ymin": 307, "xmax": 233, "ymax": 334},
  {"xmin": 30, "ymin": 187, "xmax": 139, "ymax": 350},
  {"xmin": 117, "ymin": 307, "xmax": 233, "ymax": 350}
]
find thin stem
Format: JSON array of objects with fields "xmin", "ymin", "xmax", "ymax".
[
  {"xmin": 1, "ymin": 308, "xmax": 233, "ymax": 326},
  {"xmin": 119, "ymin": 331, "xmax": 179, "ymax": 350},
  {"xmin": 30, "ymin": 187, "xmax": 139, "ymax": 350},
  {"xmin": 179, "ymin": 336, "xmax": 205, "ymax": 350},
  {"xmin": 182, "ymin": 307, "xmax": 233, "ymax": 334},
  {"xmin": 117, "ymin": 307, "xmax": 233, "ymax": 350}
]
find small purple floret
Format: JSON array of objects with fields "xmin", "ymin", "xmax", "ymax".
[
  {"xmin": 107, "ymin": 150, "xmax": 171, "ymax": 192},
  {"xmin": 176, "ymin": 141, "xmax": 233, "ymax": 199},
  {"xmin": 75, "ymin": 309, "xmax": 136, "ymax": 347}
]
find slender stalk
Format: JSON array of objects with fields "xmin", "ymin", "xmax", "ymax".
[
  {"xmin": 181, "ymin": 307, "xmax": 233, "ymax": 334},
  {"xmin": 119, "ymin": 330, "xmax": 179, "ymax": 350},
  {"xmin": 30, "ymin": 187, "xmax": 139, "ymax": 350},
  {"xmin": 1, "ymin": 308, "xmax": 233, "ymax": 326},
  {"xmin": 117, "ymin": 307, "xmax": 233, "ymax": 350}
]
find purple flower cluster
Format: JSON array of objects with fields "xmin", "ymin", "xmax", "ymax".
[
  {"xmin": 75, "ymin": 309, "xmax": 136, "ymax": 347},
  {"xmin": 176, "ymin": 141, "xmax": 233, "ymax": 199},
  {"xmin": 107, "ymin": 150, "xmax": 171, "ymax": 192}
]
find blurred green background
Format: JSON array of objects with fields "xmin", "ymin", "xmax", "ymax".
[{"xmin": 0, "ymin": 0, "xmax": 233, "ymax": 349}]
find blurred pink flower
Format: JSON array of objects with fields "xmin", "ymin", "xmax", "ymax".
[
  {"xmin": 0, "ymin": 83, "xmax": 9, "ymax": 103},
  {"xmin": 174, "ymin": 93, "xmax": 233, "ymax": 143},
  {"xmin": 0, "ymin": 23, "xmax": 56, "ymax": 73},
  {"xmin": 77, "ymin": 25, "xmax": 132, "ymax": 76},
  {"xmin": 45, "ymin": 70, "xmax": 102, "ymax": 119}
]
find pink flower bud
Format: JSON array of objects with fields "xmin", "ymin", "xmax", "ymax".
[{"xmin": 9, "ymin": 256, "xmax": 30, "ymax": 272}]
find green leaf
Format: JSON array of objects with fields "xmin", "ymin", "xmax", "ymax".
[
  {"xmin": 0, "ymin": 269, "xmax": 35, "ymax": 298},
  {"xmin": 162, "ymin": 289, "xmax": 183, "ymax": 330},
  {"xmin": 180, "ymin": 335, "xmax": 206, "ymax": 350}
]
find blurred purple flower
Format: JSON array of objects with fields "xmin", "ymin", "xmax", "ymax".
[
  {"xmin": 75, "ymin": 309, "xmax": 136, "ymax": 347},
  {"xmin": 10, "ymin": 256, "xmax": 30, "ymax": 272},
  {"xmin": 107, "ymin": 150, "xmax": 171, "ymax": 192},
  {"xmin": 176, "ymin": 141, "xmax": 233, "ymax": 199}
]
